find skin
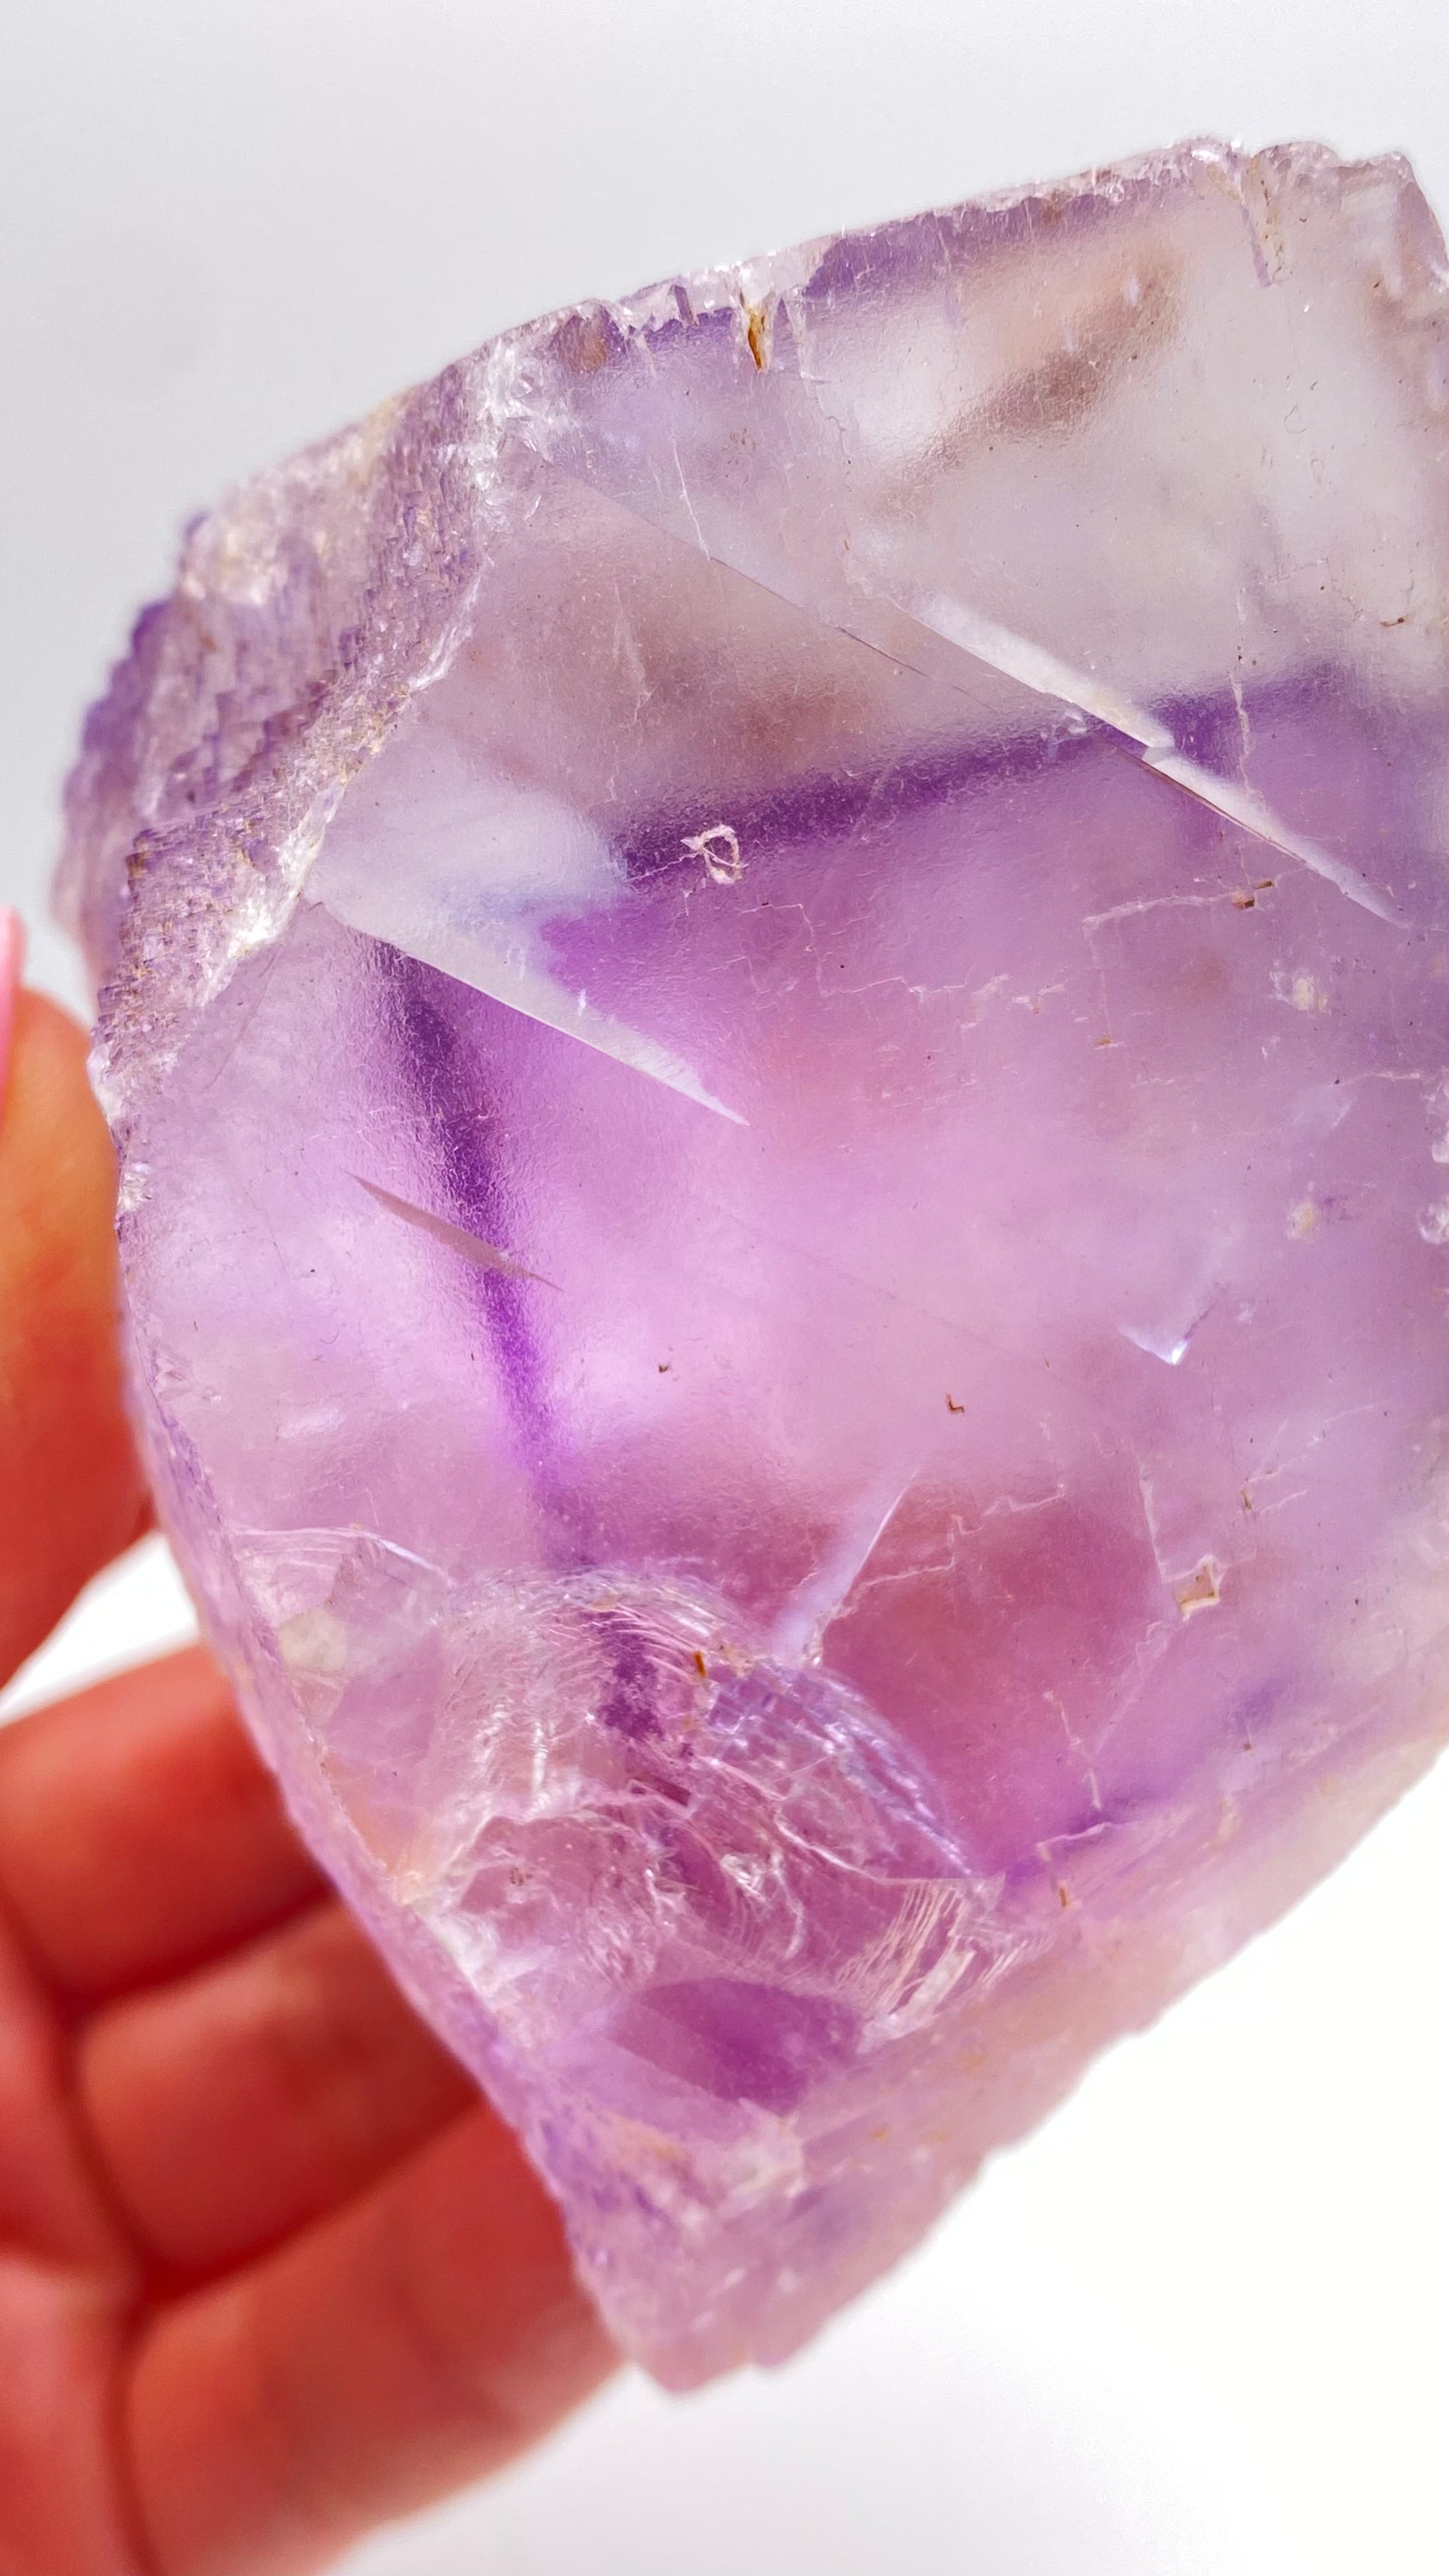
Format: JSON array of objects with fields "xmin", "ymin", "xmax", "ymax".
[{"xmin": 0, "ymin": 989, "xmax": 615, "ymax": 2576}]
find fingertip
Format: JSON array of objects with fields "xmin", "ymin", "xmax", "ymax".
[
  {"xmin": 0, "ymin": 908, "xmax": 25, "ymax": 1099},
  {"xmin": 0, "ymin": 983, "xmax": 149, "ymax": 1680}
]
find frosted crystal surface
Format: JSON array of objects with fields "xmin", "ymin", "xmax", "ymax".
[{"xmin": 58, "ymin": 141, "xmax": 1449, "ymax": 2385}]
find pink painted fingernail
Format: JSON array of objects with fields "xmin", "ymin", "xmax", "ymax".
[{"xmin": 0, "ymin": 908, "xmax": 25, "ymax": 1116}]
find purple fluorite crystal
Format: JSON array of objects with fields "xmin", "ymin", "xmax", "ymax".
[{"xmin": 59, "ymin": 141, "xmax": 1449, "ymax": 2385}]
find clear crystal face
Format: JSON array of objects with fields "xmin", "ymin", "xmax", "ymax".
[{"xmin": 60, "ymin": 141, "xmax": 1449, "ymax": 2384}]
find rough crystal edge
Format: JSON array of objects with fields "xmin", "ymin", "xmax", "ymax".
[{"xmin": 57, "ymin": 370, "xmax": 485, "ymax": 1129}]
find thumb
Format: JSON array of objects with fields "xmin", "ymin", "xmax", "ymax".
[{"xmin": 0, "ymin": 915, "xmax": 150, "ymax": 1683}]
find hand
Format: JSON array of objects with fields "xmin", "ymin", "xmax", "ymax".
[{"xmin": 0, "ymin": 949, "xmax": 614, "ymax": 2576}]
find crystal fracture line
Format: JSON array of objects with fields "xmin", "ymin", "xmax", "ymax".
[
  {"xmin": 313, "ymin": 904, "xmax": 748, "ymax": 1126},
  {"xmin": 353, "ymin": 1175, "xmax": 558, "ymax": 1287},
  {"xmin": 1141, "ymin": 752, "xmax": 1401, "ymax": 925},
  {"xmin": 888, "ymin": 596, "xmax": 1401, "ymax": 922}
]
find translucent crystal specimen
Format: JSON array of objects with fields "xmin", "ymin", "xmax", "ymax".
[{"xmin": 57, "ymin": 141, "xmax": 1449, "ymax": 2388}]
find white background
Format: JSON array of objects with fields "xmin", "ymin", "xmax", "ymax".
[{"xmin": 1, "ymin": 4, "xmax": 1447, "ymax": 2569}]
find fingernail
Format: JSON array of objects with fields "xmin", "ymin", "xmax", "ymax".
[{"xmin": 0, "ymin": 908, "xmax": 26, "ymax": 1117}]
